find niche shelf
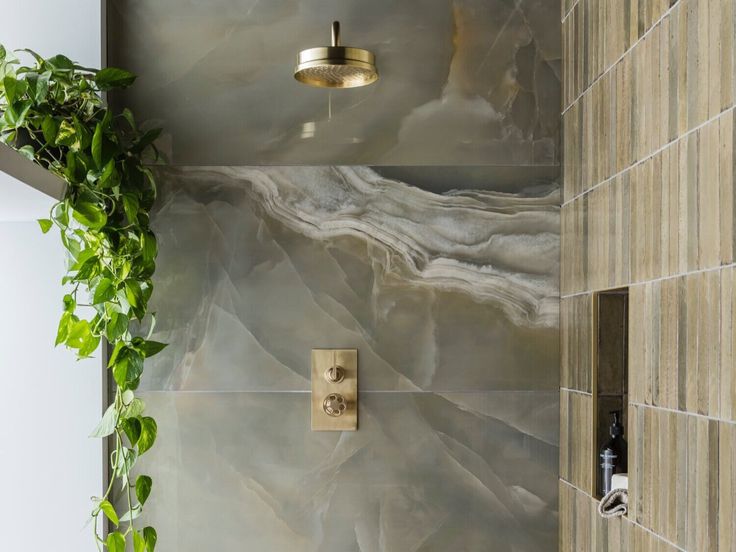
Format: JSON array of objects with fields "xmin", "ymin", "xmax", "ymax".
[{"xmin": 591, "ymin": 288, "xmax": 629, "ymax": 500}]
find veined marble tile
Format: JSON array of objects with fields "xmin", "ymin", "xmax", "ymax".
[
  {"xmin": 107, "ymin": 0, "xmax": 561, "ymax": 165},
  {"xmin": 124, "ymin": 391, "xmax": 559, "ymax": 552},
  {"xmin": 141, "ymin": 166, "xmax": 559, "ymax": 392}
]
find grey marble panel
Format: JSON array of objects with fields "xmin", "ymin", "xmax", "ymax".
[
  {"xmin": 107, "ymin": 0, "xmax": 561, "ymax": 166},
  {"xmin": 141, "ymin": 166, "xmax": 559, "ymax": 392},
  {"xmin": 125, "ymin": 391, "xmax": 559, "ymax": 552}
]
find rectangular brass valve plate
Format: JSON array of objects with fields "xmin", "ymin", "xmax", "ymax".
[{"xmin": 311, "ymin": 349, "xmax": 358, "ymax": 431}]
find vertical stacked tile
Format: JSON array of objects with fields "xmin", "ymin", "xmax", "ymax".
[{"xmin": 561, "ymin": 0, "xmax": 736, "ymax": 549}]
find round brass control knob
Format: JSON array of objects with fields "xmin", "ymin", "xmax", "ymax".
[
  {"xmin": 324, "ymin": 365, "xmax": 345, "ymax": 383},
  {"xmin": 323, "ymin": 393, "xmax": 347, "ymax": 417}
]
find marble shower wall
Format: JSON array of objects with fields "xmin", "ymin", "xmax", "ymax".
[
  {"xmin": 143, "ymin": 166, "xmax": 560, "ymax": 392},
  {"xmin": 107, "ymin": 0, "xmax": 561, "ymax": 166},
  {"xmin": 126, "ymin": 166, "xmax": 561, "ymax": 551},
  {"xmin": 141, "ymin": 392, "xmax": 559, "ymax": 552},
  {"xmin": 109, "ymin": 1, "xmax": 562, "ymax": 549}
]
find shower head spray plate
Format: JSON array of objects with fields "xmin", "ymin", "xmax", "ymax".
[{"xmin": 294, "ymin": 22, "xmax": 378, "ymax": 88}]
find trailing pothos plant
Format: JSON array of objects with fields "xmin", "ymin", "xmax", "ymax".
[{"xmin": 0, "ymin": 46, "xmax": 164, "ymax": 551}]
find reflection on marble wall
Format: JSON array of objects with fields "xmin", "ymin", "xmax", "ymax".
[
  {"xmin": 125, "ymin": 166, "xmax": 561, "ymax": 551},
  {"xmin": 142, "ymin": 166, "xmax": 560, "ymax": 392},
  {"xmin": 107, "ymin": 0, "xmax": 561, "ymax": 165}
]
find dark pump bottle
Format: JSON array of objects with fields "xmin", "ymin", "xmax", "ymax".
[{"xmin": 599, "ymin": 410, "xmax": 627, "ymax": 496}]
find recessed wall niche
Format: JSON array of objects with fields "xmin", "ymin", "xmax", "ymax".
[{"xmin": 592, "ymin": 289, "xmax": 629, "ymax": 499}]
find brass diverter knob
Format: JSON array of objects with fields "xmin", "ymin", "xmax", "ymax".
[
  {"xmin": 324, "ymin": 364, "xmax": 345, "ymax": 383},
  {"xmin": 323, "ymin": 393, "xmax": 347, "ymax": 417}
]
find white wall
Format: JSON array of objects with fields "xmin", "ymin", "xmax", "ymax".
[
  {"xmin": 0, "ymin": 2, "xmax": 103, "ymax": 550},
  {"xmin": 0, "ymin": 221, "xmax": 104, "ymax": 551},
  {"xmin": 1, "ymin": 0, "xmax": 102, "ymax": 63}
]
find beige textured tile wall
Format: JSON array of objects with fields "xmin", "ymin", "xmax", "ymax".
[
  {"xmin": 560, "ymin": 480, "xmax": 684, "ymax": 551},
  {"xmin": 561, "ymin": 0, "xmax": 736, "ymax": 549},
  {"xmin": 561, "ymin": 294, "xmax": 593, "ymax": 392},
  {"xmin": 561, "ymin": 389, "xmax": 594, "ymax": 492}
]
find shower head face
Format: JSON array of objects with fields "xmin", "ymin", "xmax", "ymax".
[
  {"xmin": 294, "ymin": 22, "xmax": 378, "ymax": 89},
  {"xmin": 294, "ymin": 46, "xmax": 378, "ymax": 88}
]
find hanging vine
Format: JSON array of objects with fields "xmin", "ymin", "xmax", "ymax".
[{"xmin": 0, "ymin": 46, "xmax": 163, "ymax": 551}]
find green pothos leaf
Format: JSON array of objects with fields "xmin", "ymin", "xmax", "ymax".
[
  {"xmin": 17, "ymin": 145, "xmax": 34, "ymax": 160},
  {"xmin": 78, "ymin": 333, "xmax": 100, "ymax": 358},
  {"xmin": 143, "ymin": 527, "xmax": 157, "ymax": 552},
  {"xmin": 37, "ymin": 218, "xmax": 52, "ymax": 233},
  {"xmin": 141, "ymin": 340, "xmax": 167, "ymax": 357},
  {"xmin": 135, "ymin": 475, "xmax": 153, "ymax": 506},
  {"xmin": 91, "ymin": 121, "xmax": 103, "ymax": 167},
  {"xmin": 92, "ymin": 277, "xmax": 116, "ymax": 304},
  {"xmin": 95, "ymin": 67, "xmax": 136, "ymax": 90},
  {"xmin": 45, "ymin": 53, "xmax": 74, "ymax": 72},
  {"xmin": 106, "ymin": 312, "xmax": 129, "ymax": 342},
  {"xmin": 119, "ymin": 504, "xmax": 142, "ymax": 523},
  {"xmin": 98, "ymin": 499, "xmax": 119, "ymax": 527},
  {"xmin": 41, "ymin": 115, "xmax": 59, "ymax": 144},
  {"xmin": 71, "ymin": 195, "xmax": 107, "ymax": 229},
  {"xmin": 54, "ymin": 119, "xmax": 76, "ymax": 146},
  {"xmin": 123, "ymin": 398, "xmax": 146, "ymax": 419},
  {"xmin": 3, "ymin": 75, "xmax": 26, "ymax": 103},
  {"xmin": 133, "ymin": 531, "xmax": 146, "ymax": 552},
  {"xmin": 55, "ymin": 311, "xmax": 73, "ymax": 346},
  {"xmin": 121, "ymin": 416, "xmax": 141, "ymax": 447},
  {"xmin": 3, "ymin": 100, "xmax": 31, "ymax": 127},
  {"xmin": 28, "ymin": 70, "xmax": 50, "ymax": 102},
  {"xmin": 90, "ymin": 403, "xmax": 118, "ymax": 438},
  {"xmin": 137, "ymin": 417, "xmax": 157, "ymax": 455},
  {"xmin": 112, "ymin": 357, "xmax": 129, "ymax": 388},
  {"xmin": 106, "ymin": 532, "xmax": 125, "ymax": 552},
  {"xmin": 62, "ymin": 294, "xmax": 75, "ymax": 312},
  {"xmin": 123, "ymin": 192, "xmax": 140, "ymax": 223},
  {"xmin": 65, "ymin": 318, "xmax": 91, "ymax": 348},
  {"xmin": 114, "ymin": 446, "xmax": 138, "ymax": 478}
]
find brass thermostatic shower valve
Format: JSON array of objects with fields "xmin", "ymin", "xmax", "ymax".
[{"xmin": 311, "ymin": 349, "xmax": 357, "ymax": 431}]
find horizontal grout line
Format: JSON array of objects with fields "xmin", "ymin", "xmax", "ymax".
[
  {"xmin": 561, "ymin": 260, "xmax": 736, "ymax": 299},
  {"xmin": 625, "ymin": 520, "xmax": 687, "ymax": 552},
  {"xmin": 155, "ymin": 164, "xmax": 563, "ymax": 170},
  {"xmin": 560, "ymin": 387, "xmax": 592, "ymax": 396},
  {"xmin": 562, "ymin": 104, "xmax": 736, "ymax": 208},
  {"xmin": 560, "ymin": 289, "xmax": 594, "ymax": 299},
  {"xmin": 137, "ymin": 390, "xmax": 312, "ymax": 394},
  {"xmin": 559, "ymin": 477, "xmax": 589, "ymax": 497},
  {"xmin": 559, "ymin": 479, "xmax": 688, "ymax": 552},
  {"xmin": 561, "ymin": 0, "xmax": 581, "ymax": 24},
  {"xmin": 631, "ymin": 401, "xmax": 736, "ymax": 426},
  {"xmin": 561, "ymin": 0, "xmax": 679, "ymax": 116},
  {"xmin": 135, "ymin": 389, "xmax": 559, "ymax": 395}
]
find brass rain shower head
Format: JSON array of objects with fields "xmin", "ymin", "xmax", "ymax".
[{"xmin": 294, "ymin": 21, "xmax": 378, "ymax": 89}]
